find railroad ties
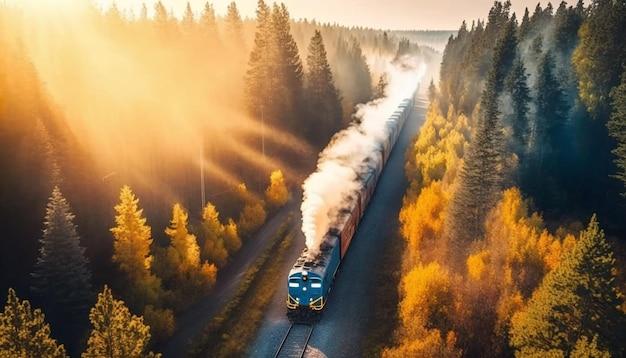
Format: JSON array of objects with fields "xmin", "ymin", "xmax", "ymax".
[{"xmin": 274, "ymin": 323, "xmax": 314, "ymax": 358}]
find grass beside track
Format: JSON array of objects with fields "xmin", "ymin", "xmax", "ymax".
[
  {"xmin": 362, "ymin": 229, "xmax": 405, "ymax": 357},
  {"xmin": 187, "ymin": 214, "xmax": 294, "ymax": 357}
]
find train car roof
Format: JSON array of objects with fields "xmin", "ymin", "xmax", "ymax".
[{"xmin": 289, "ymin": 235, "xmax": 339, "ymax": 278}]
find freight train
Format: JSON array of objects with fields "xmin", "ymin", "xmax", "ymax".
[{"xmin": 286, "ymin": 85, "xmax": 418, "ymax": 320}]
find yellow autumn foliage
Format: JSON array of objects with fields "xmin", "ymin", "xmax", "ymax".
[
  {"xmin": 406, "ymin": 100, "xmax": 470, "ymax": 192},
  {"xmin": 467, "ymin": 250, "xmax": 491, "ymax": 280},
  {"xmin": 265, "ymin": 169, "xmax": 290, "ymax": 209},
  {"xmin": 399, "ymin": 262, "xmax": 453, "ymax": 332},
  {"xmin": 399, "ymin": 181, "xmax": 448, "ymax": 265}
]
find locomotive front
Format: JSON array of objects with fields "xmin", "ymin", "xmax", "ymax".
[
  {"xmin": 287, "ymin": 268, "xmax": 325, "ymax": 310},
  {"xmin": 286, "ymin": 235, "xmax": 341, "ymax": 319}
]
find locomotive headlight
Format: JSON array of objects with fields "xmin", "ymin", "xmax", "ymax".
[
  {"xmin": 311, "ymin": 283, "xmax": 322, "ymax": 288},
  {"xmin": 302, "ymin": 287, "xmax": 307, "ymax": 291},
  {"xmin": 289, "ymin": 283, "xmax": 299, "ymax": 288}
]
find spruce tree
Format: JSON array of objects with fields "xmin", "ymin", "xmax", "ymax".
[
  {"xmin": 374, "ymin": 74, "xmax": 388, "ymax": 100},
  {"xmin": 31, "ymin": 187, "xmax": 93, "ymax": 320},
  {"xmin": 552, "ymin": 1, "xmax": 584, "ymax": 56},
  {"xmin": 332, "ymin": 37, "xmax": 372, "ymax": 117},
  {"xmin": 270, "ymin": 3, "xmax": 305, "ymax": 133},
  {"xmin": 428, "ymin": 79, "xmax": 437, "ymax": 103},
  {"xmin": 0, "ymin": 288, "xmax": 67, "ymax": 358},
  {"xmin": 305, "ymin": 29, "xmax": 343, "ymax": 146},
  {"xmin": 504, "ymin": 57, "xmax": 531, "ymax": 154},
  {"xmin": 510, "ymin": 215, "xmax": 626, "ymax": 357},
  {"xmin": 446, "ymin": 69, "xmax": 505, "ymax": 253},
  {"xmin": 153, "ymin": 1, "xmax": 173, "ymax": 40},
  {"xmin": 199, "ymin": 2, "xmax": 220, "ymax": 46},
  {"xmin": 82, "ymin": 285, "xmax": 160, "ymax": 358},
  {"xmin": 534, "ymin": 51, "xmax": 567, "ymax": 172},
  {"xmin": 181, "ymin": 2, "xmax": 195, "ymax": 35},
  {"xmin": 348, "ymin": 38, "xmax": 373, "ymax": 105},
  {"xmin": 518, "ymin": 7, "xmax": 531, "ymax": 40},
  {"xmin": 244, "ymin": 0, "xmax": 273, "ymax": 125},
  {"xmin": 491, "ymin": 16, "xmax": 518, "ymax": 94},
  {"xmin": 224, "ymin": 2, "xmax": 244, "ymax": 45}
]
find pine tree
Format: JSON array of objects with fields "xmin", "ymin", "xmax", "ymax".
[
  {"xmin": 446, "ymin": 68, "xmax": 505, "ymax": 253},
  {"xmin": 270, "ymin": 3, "xmax": 305, "ymax": 133},
  {"xmin": 607, "ymin": 70, "xmax": 626, "ymax": 195},
  {"xmin": 428, "ymin": 79, "xmax": 437, "ymax": 103},
  {"xmin": 491, "ymin": 16, "xmax": 518, "ymax": 94},
  {"xmin": 31, "ymin": 187, "xmax": 93, "ymax": 319},
  {"xmin": 552, "ymin": 0, "xmax": 585, "ymax": 56},
  {"xmin": 153, "ymin": 1, "xmax": 173, "ymax": 40},
  {"xmin": 510, "ymin": 215, "xmax": 626, "ymax": 357},
  {"xmin": 199, "ymin": 2, "xmax": 220, "ymax": 46},
  {"xmin": 181, "ymin": 2, "xmax": 196, "ymax": 36},
  {"xmin": 533, "ymin": 51, "xmax": 567, "ymax": 172},
  {"xmin": 347, "ymin": 38, "xmax": 373, "ymax": 105},
  {"xmin": 504, "ymin": 57, "xmax": 531, "ymax": 153},
  {"xmin": 305, "ymin": 29, "xmax": 343, "ymax": 145},
  {"xmin": 224, "ymin": 2, "xmax": 244, "ymax": 45},
  {"xmin": 374, "ymin": 74, "xmax": 388, "ymax": 99},
  {"xmin": 0, "ymin": 288, "xmax": 67, "ymax": 358},
  {"xmin": 332, "ymin": 37, "xmax": 372, "ymax": 120},
  {"xmin": 82, "ymin": 285, "xmax": 160, "ymax": 358},
  {"xmin": 244, "ymin": 0, "xmax": 273, "ymax": 125},
  {"xmin": 573, "ymin": 0, "xmax": 626, "ymax": 119},
  {"xmin": 111, "ymin": 185, "xmax": 153, "ymax": 281},
  {"xmin": 518, "ymin": 7, "xmax": 531, "ymax": 40},
  {"xmin": 139, "ymin": 3, "xmax": 148, "ymax": 23}
]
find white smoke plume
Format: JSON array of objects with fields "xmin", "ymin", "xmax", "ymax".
[{"xmin": 301, "ymin": 58, "xmax": 427, "ymax": 258}]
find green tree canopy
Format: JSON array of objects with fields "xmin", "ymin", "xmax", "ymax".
[
  {"xmin": 572, "ymin": 0, "xmax": 626, "ymax": 119},
  {"xmin": 305, "ymin": 29, "xmax": 343, "ymax": 146},
  {"xmin": 31, "ymin": 186, "xmax": 93, "ymax": 324},
  {"xmin": 446, "ymin": 68, "xmax": 504, "ymax": 253},
  {"xmin": 510, "ymin": 215, "xmax": 626, "ymax": 357},
  {"xmin": 608, "ymin": 70, "xmax": 626, "ymax": 195}
]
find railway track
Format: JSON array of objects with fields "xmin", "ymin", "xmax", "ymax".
[{"xmin": 274, "ymin": 323, "xmax": 314, "ymax": 358}]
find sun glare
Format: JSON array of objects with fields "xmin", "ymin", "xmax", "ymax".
[{"xmin": 22, "ymin": 0, "xmax": 75, "ymax": 9}]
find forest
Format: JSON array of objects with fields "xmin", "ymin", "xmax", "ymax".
[
  {"xmin": 0, "ymin": 0, "xmax": 442, "ymax": 356},
  {"xmin": 384, "ymin": 0, "xmax": 626, "ymax": 357}
]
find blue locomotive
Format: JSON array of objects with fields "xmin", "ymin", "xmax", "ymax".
[{"xmin": 287, "ymin": 86, "xmax": 417, "ymax": 319}]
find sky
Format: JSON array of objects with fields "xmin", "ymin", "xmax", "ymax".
[{"xmin": 91, "ymin": 0, "xmax": 581, "ymax": 31}]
